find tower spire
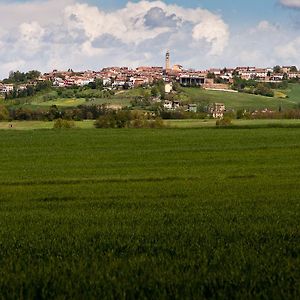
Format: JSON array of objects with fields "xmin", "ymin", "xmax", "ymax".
[{"xmin": 165, "ymin": 50, "xmax": 170, "ymax": 71}]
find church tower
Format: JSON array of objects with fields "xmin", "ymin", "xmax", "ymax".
[{"xmin": 165, "ymin": 50, "xmax": 170, "ymax": 71}]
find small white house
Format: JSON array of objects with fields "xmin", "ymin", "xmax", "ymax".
[
  {"xmin": 163, "ymin": 100, "xmax": 173, "ymax": 110},
  {"xmin": 165, "ymin": 82, "xmax": 173, "ymax": 94},
  {"xmin": 210, "ymin": 103, "xmax": 226, "ymax": 119},
  {"xmin": 188, "ymin": 104, "xmax": 197, "ymax": 113}
]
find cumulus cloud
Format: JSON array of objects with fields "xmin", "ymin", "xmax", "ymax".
[
  {"xmin": 0, "ymin": 0, "xmax": 300, "ymax": 78},
  {"xmin": 0, "ymin": 0, "xmax": 230, "ymax": 77},
  {"xmin": 280, "ymin": 0, "xmax": 300, "ymax": 8}
]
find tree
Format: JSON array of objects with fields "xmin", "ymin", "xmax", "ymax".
[
  {"xmin": 26, "ymin": 85, "xmax": 35, "ymax": 97},
  {"xmin": 207, "ymin": 72, "xmax": 216, "ymax": 79},
  {"xmin": 273, "ymin": 65, "xmax": 281, "ymax": 74},
  {"xmin": 36, "ymin": 80, "xmax": 52, "ymax": 92},
  {"xmin": 95, "ymin": 79, "xmax": 104, "ymax": 90},
  {"xmin": 0, "ymin": 106, "xmax": 9, "ymax": 121},
  {"xmin": 151, "ymin": 86, "xmax": 159, "ymax": 97},
  {"xmin": 27, "ymin": 70, "xmax": 41, "ymax": 81},
  {"xmin": 290, "ymin": 66, "xmax": 298, "ymax": 72},
  {"xmin": 53, "ymin": 119, "xmax": 75, "ymax": 129}
]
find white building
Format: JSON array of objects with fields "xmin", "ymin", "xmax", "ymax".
[{"xmin": 165, "ymin": 82, "xmax": 173, "ymax": 94}]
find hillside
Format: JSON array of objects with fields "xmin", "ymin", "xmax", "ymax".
[
  {"xmin": 182, "ymin": 84, "xmax": 300, "ymax": 111},
  {"xmin": 2, "ymin": 83, "xmax": 300, "ymax": 112}
]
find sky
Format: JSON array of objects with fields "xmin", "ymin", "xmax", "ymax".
[{"xmin": 0, "ymin": 0, "xmax": 300, "ymax": 78}]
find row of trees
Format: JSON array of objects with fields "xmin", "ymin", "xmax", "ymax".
[
  {"xmin": 0, "ymin": 104, "xmax": 109, "ymax": 121},
  {"xmin": 231, "ymin": 78, "xmax": 290, "ymax": 97},
  {"xmin": 3, "ymin": 70, "xmax": 41, "ymax": 84},
  {"xmin": 237, "ymin": 110, "xmax": 300, "ymax": 120}
]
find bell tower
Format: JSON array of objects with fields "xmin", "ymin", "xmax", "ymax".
[{"xmin": 165, "ymin": 50, "xmax": 170, "ymax": 71}]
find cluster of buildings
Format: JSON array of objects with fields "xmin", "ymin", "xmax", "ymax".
[
  {"xmin": 1, "ymin": 51, "xmax": 299, "ymax": 93},
  {"xmin": 0, "ymin": 83, "xmax": 27, "ymax": 94},
  {"xmin": 1, "ymin": 51, "xmax": 299, "ymax": 119},
  {"xmin": 39, "ymin": 60, "xmax": 299, "ymax": 90},
  {"xmin": 40, "ymin": 67, "xmax": 164, "ymax": 89}
]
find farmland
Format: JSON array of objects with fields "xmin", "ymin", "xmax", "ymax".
[
  {"xmin": 2, "ymin": 119, "xmax": 300, "ymax": 130},
  {"xmin": 181, "ymin": 84, "xmax": 300, "ymax": 111},
  {"xmin": 0, "ymin": 128, "xmax": 300, "ymax": 299}
]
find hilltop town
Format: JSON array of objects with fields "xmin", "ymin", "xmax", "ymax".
[
  {"xmin": 0, "ymin": 51, "xmax": 300, "ymax": 123},
  {"xmin": 1, "ymin": 51, "xmax": 299, "ymax": 92}
]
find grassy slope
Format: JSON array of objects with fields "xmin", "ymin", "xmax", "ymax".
[
  {"xmin": 0, "ymin": 129, "xmax": 299, "ymax": 299},
  {"xmin": 182, "ymin": 87, "xmax": 299, "ymax": 110},
  {"xmin": 6, "ymin": 89, "xmax": 132, "ymax": 109},
  {"xmin": 31, "ymin": 98, "xmax": 87, "ymax": 107},
  {"xmin": 4, "ymin": 84, "xmax": 300, "ymax": 111},
  {"xmin": 281, "ymin": 83, "xmax": 300, "ymax": 105}
]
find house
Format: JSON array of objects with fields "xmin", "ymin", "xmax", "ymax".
[
  {"xmin": 173, "ymin": 101, "xmax": 180, "ymax": 109},
  {"xmin": 288, "ymin": 72, "xmax": 300, "ymax": 79},
  {"xmin": 0, "ymin": 83, "xmax": 4, "ymax": 94},
  {"xmin": 209, "ymin": 68, "xmax": 221, "ymax": 76},
  {"xmin": 163, "ymin": 100, "xmax": 181, "ymax": 110},
  {"xmin": 165, "ymin": 82, "xmax": 173, "ymax": 93},
  {"xmin": 163, "ymin": 100, "xmax": 173, "ymax": 110},
  {"xmin": 1, "ymin": 84, "xmax": 14, "ymax": 93},
  {"xmin": 210, "ymin": 103, "xmax": 226, "ymax": 119},
  {"xmin": 187, "ymin": 104, "xmax": 197, "ymax": 113},
  {"xmin": 172, "ymin": 65, "xmax": 183, "ymax": 72}
]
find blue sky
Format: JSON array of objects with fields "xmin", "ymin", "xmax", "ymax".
[
  {"xmin": 0, "ymin": 0, "xmax": 300, "ymax": 78},
  {"xmin": 88, "ymin": 0, "xmax": 297, "ymax": 25}
]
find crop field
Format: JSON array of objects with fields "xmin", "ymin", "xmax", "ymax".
[
  {"xmin": 0, "ymin": 120, "xmax": 95, "ymax": 130},
  {"xmin": 0, "ymin": 128, "xmax": 300, "ymax": 299},
  {"xmin": 2, "ymin": 119, "xmax": 300, "ymax": 130},
  {"xmin": 165, "ymin": 119, "xmax": 300, "ymax": 128}
]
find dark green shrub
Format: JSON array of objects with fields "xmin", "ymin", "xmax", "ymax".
[
  {"xmin": 53, "ymin": 119, "xmax": 75, "ymax": 129},
  {"xmin": 216, "ymin": 117, "xmax": 232, "ymax": 127}
]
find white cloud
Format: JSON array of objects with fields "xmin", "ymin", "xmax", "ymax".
[
  {"xmin": 19, "ymin": 21, "xmax": 45, "ymax": 51},
  {"xmin": 0, "ymin": 0, "xmax": 300, "ymax": 78},
  {"xmin": 64, "ymin": 1, "xmax": 229, "ymax": 51},
  {"xmin": 257, "ymin": 20, "xmax": 278, "ymax": 32},
  {"xmin": 280, "ymin": 0, "xmax": 300, "ymax": 8},
  {"xmin": 275, "ymin": 37, "xmax": 300, "ymax": 60},
  {"xmin": 0, "ymin": 0, "xmax": 230, "ymax": 77}
]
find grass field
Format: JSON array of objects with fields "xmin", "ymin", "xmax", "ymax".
[
  {"xmin": 2, "ymin": 119, "xmax": 300, "ymax": 130},
  {"xmin": 0, "ymin": 128, "xmax": 299, "ymax": 299},
  {"xmin": 182, "ymin": 87, "xmax": 300, "ymax": 110},
  {"xmin": 0, "ymin": 120, "xmax": 95, "ymax": 130},
  {"xmin": 31, "ymin": 98, "xmax": 87, "ymax": 107},
  {"xmin": 166, "ymin": 119, "xmax": 300, "ymax": 128}
]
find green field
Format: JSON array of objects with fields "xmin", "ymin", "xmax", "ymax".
[
  {"xmin": 0, "ymin": 120, "xmax": 95, "ymax": 130},
  {"xmin": 31, "ymin": 98, "xmax": 87, "ymax": 107},
  {"xmin": 0, "ymin": 128, "xmax": 299, "ymax": 299},
  {"xmin": 182, "ymin": 86, "xmax": 300, "ymax": 110},
  {"xmin": 166, "ymin": 119, "xmax": 300, "ymax": 128},
  {"xmin": 2, "ymin": 119, "xmax": 300, "ymax": 130}
]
